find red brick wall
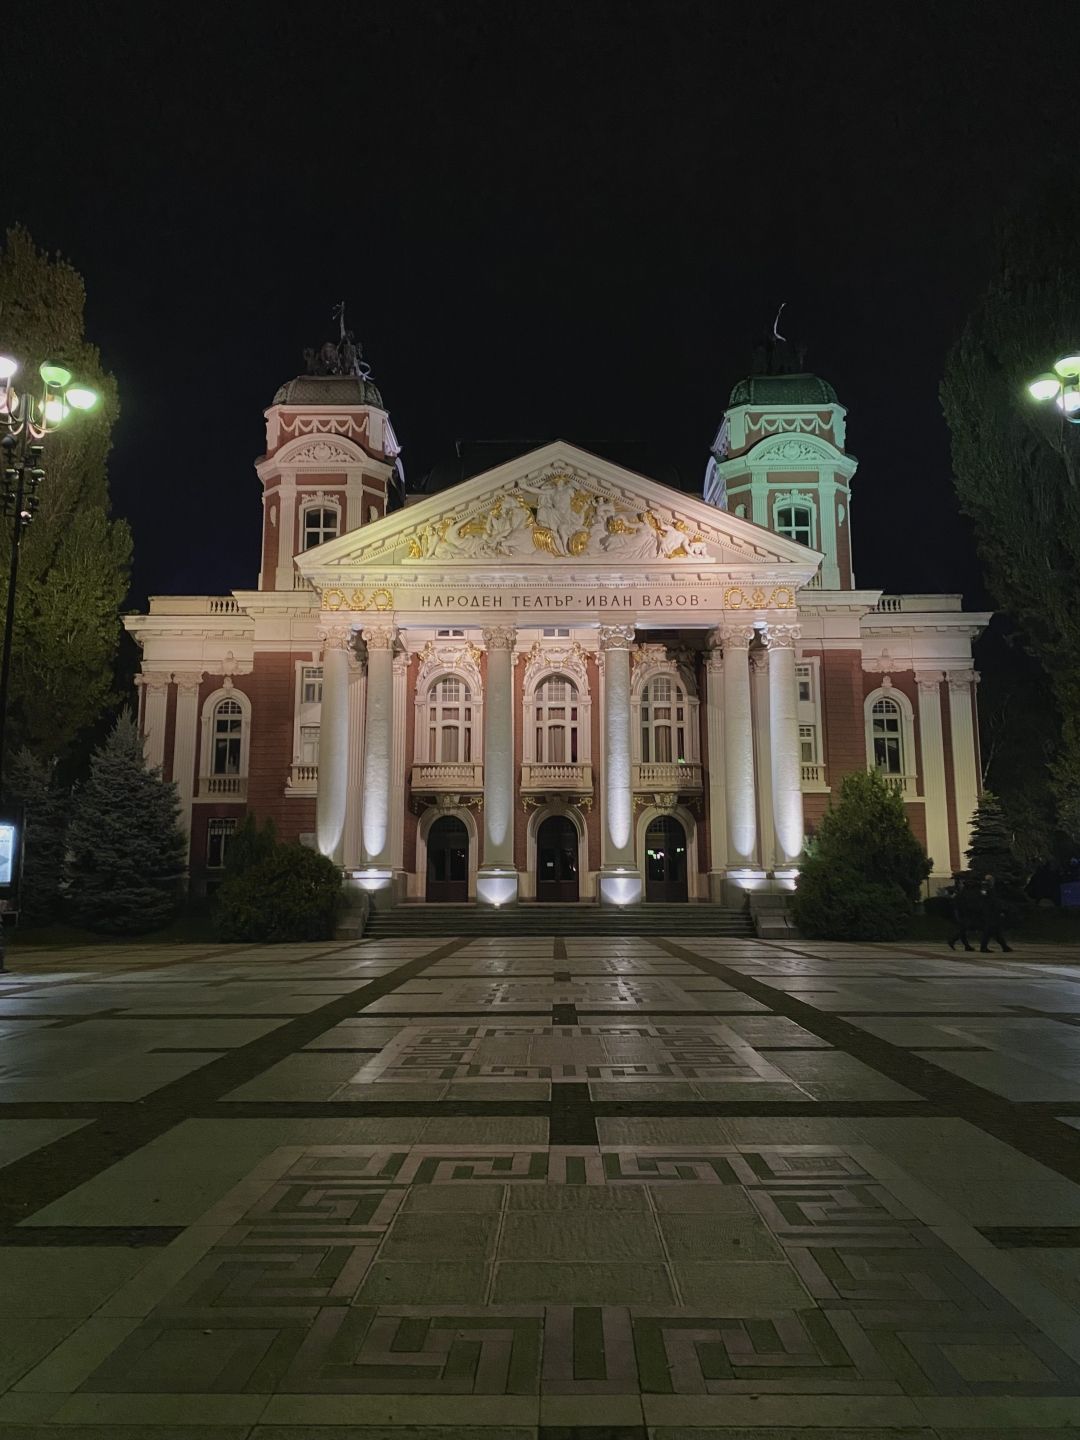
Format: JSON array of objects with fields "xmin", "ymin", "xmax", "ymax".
[
  {"xmin": 821, "ymin": 650, "xmax": 866, "ymax": 782},
  {"xmin": 242, "ymin": 656, "xmax": 297, "ymax": 833}
]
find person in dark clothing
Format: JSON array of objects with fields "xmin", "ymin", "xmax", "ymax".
[
  {"xmin": 945, "ymin": 875, "xmax": 976, "ymax": 951},
  {"xmin": 978, "ymin": 873, "xmax": 1013, "ymax": 953}
]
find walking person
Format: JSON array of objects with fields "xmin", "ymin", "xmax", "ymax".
[
  {"xmin": 945, "ymin": 874, "xmax": 976, "ymax": 951},
  {"xmin": 978, "ymin": 873, "xmax": 1013, "ymax": 953}
]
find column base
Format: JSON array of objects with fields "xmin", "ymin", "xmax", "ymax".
[
  {"xmin": 719, "ymin": 867, "xmax": 768, "ymax": 905},
  {"xmin": 476, "ymin": 866, "xmax": 520, "ymax": 908},
  {"xmin": 598, "ymin": 867, "xmax": 643, "ymax": 907},
  {"xmin": 349, "ymin": 867, "xmax": 407, "ymax": 904}
]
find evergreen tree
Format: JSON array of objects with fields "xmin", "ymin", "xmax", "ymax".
[
  {"xmin": 965, "ymin": 791, "xmax": 1028, "ymax": 916},
  {"xmin": 5, "ymin": 748, "xmax": 67, "ymax": 924},
  {"xmin": 792, "ymin": 769, "xmax": 931, "ymax": 941},
  {"xmin": 64, "ymin": 712, "xmax": 186, "ymax": 934},
  {"xmin": 941, "ymin": 177, "xmax": 1080, "ymax": 839},
  {"xmin": 0, "ymin": 227, "xmax": 132, "ymax": 765}
]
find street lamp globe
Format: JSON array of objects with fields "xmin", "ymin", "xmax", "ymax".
[
  {"xmin": 0, "ymin": 356, "xmax": 17, "ymax": 381},
  {"xmin": 64, "ymin": 385, "xmax": 98, "ymax": 411},
  {"xmin": 1028, "ymin": 374, "xmax": 1061, "ymax": 401}
]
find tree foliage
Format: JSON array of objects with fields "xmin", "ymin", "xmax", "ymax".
[
  {"xmin": 791, "ymin": 769, "xmax": 931, "ymax": 941},
  {"xmin": 965, "ymin": 790, "xmax": 1029, "ymax": 923},
  {"xmin": 5, "ymin": 747, "xmax": 67, "ymax": 924},
  {"xmin": 0, "ymin": 226, "xmax": 132, "ymax": 764},
  {"xmin": 64, "ymin": 711, "xmax": 186, "ymax": 934},
  {"xmin": 941, "ymin": 180, "xmax": 1080, "ymax": 838}
]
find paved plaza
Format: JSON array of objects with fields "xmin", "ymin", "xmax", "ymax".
[{"xmin": 3, "ymin": 934, "xmax": 1080, "ymax": 1436}]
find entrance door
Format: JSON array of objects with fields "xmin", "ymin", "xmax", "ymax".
[
  {"xmin": 426, "ymin": 815, "xmax": 469, "ymax": 902},
  {"xmin": 536, "ymin": 815, "xmax": 579, "ymax": 902},
  {"xmin": 645, "ymin": 815, "xmax": 689, "ymax": 902}
]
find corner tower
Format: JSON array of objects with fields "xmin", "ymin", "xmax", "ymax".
[
  {"xmin": 256, "ymin": 327, "xmax": 403, "ymax": 591},
  {"xmin": 704, "ymin": 347, "xmax": 858, "ymax": 590}
]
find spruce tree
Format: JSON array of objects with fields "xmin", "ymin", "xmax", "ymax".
[
  {"xmin": 5, "ymin": 748, "xmax": 67, "ymax": 924},
  {"xmin": 965, "ymin": 791, "xmax": 1028, "ymax": 913},
  {"xmin": 64, "ymin": 712, "xmax": 186, "ymax": 934}
]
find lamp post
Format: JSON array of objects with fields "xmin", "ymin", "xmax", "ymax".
[
  {"xmin": 0, "ymin": 355, "xmax": 99, "ymax": 795},
  {"xmin": 1027, "ymin": 354, "xmax": 1080, "ymax": 423}
]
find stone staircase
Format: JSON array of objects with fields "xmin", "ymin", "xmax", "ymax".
[{"xmin": 361, "ymin": 901, "xmax": 754, "ymax": 940}]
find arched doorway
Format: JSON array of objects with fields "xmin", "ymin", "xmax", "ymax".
[
  {"xmin": 426, "ymin": 815, "xmax": 469, "ymax": 902},
  {"xmin": 536, "ymin": 814, "xmax": 579, "ymax": 902},
  {"xmin": 645, "ymin": 815, "xmax": 688, "ymax": 902}
]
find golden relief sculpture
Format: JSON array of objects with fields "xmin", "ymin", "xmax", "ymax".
[
  {"xmin": 722, "ymin": 584, "xmax": 796, "ymax": 610},
  {"xmin": 321, "ymin": 586, "xmax": 393, "ymax": 612},
  {"xmin": 404, "ymin": 471, "xmax": 714, "ymax": 562}
]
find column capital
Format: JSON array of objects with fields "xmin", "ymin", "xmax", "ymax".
[
  {"xmin": 319, "ymin": 624, "xmax": 355, "ymax": 652},
  {"xmin": 915, "ymin": 669, "xmax": 945, "ymax": 691},
  {"xmin": 765, "ymin": 624, "xmax": 802, "ymax": 650},
  {"xmin": 946, "ymin": 670, "xmax": 974, "ymax": 692},
  {"xmin": 360, "ymin": 625, "xmax": 397, "ymax": 651},
  {"xmin": 481, "ymin": 624, "xmax": 516, "ymax": 651},
  {"xmin": 718, "ymin": 622, "xmax": 757, "ymax": 650},
  {"xmin": 598, "ymin": 624, "xmax": 636, "ymax": 650},
  {"xmin": 172, "ymin": 671, "xmax": 205, "ymax": 696},
  {"xmin": 135, "ymin": 672, "xmax": 171, "ymax": 691}
]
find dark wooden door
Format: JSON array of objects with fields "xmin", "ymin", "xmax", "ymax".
[
  {"xmin": 645, "ymin": 815, "xmax": 688, "ymax": 902},
  {"xmin": 536, "ymin": 815, "xmax": 579, "ymax": 902},
  {"xmin": 426, "ymin": 815, "xmax": 469, "ymax": 902}
]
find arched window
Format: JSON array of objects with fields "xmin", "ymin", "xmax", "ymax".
[
  {"xmin": 534, "ymin": 675, "xmax": 579, "ymax": 764},
  {"xmin": 427, "ymin": 676, "xmax": 472, "ymax": 763},
  {"xmin": 870, "ymin": 696, "xmax": 905, "ymax": 775},
  {"xmin": 211, "ymin": 698, "xmax": 243, "ymax": 775},
  {"xmin": 775, "ymin": 503, "xmax": 813, "ymax": 547},
  {"xmin": 640, "ymin": 676, "xmax": 688, "ymax": 764},
  {"xmin": 302, "ymin": 505, "xmax": 339, "ymax": 551}
]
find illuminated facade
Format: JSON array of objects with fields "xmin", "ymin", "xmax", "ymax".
[{"xmin": 126, "ymin": 360, "xmax": 989, "ymax": 905}]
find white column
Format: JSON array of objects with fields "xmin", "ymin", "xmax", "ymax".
[
  {"xmin": 478, "ymin": 625, "xmax": 518, "ymax": 906},
  {"xmin": 948, "ymin": 672, "xmax": 980, "ymax": 864},
  {"xmin": 342, "ymin": 659, "xmax": 366, "ymax": 871},
  {"xmin": 916, "ymin": 670, "xmax": 952, "ymax": 885},
  {"xmin": 316, "ymin": 626, "xmax": 352, "ymax": 865},
  {"xmin": 598, "ymin": 624, "xmax": 641, "ymax": 906},
  {"xmin": 817, "ymin": 476, "xmax": 841, "ymax": 590},
  {"xmin": 139, "ymin": 674, "xmax": 170, "ymax": 771},
  {"xmin": 751, "ymin": 648, "xmax": 774, "ymax": 872},
  {"xmin": 275, "ymin": 473, "xmax": 297, "ymax": 591},
  {"xmin": 768, "ymin": 627, "xmax": 804, "ymax": 869},
  {"xmin": 358, "ymin": 623, "xmax": 397, "ymax": 889},
  {"xmin": 721, "ymin": 625, "xmax": 758, "ymax": 872},
  {"xmin": 390, "ymin": 648, "xmax": 409, "ymax": 875},
  {"xmin": 705, "ymin": 635, "xmax": 728, "ymax": 899},
  {"xmin": 171, "ymin": 672, "xmax": 204, "ymax": 844}
]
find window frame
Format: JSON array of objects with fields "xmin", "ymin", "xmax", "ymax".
[{"xmin": 300, "ymin": 500, "xmax": 341, "ymax": 552}]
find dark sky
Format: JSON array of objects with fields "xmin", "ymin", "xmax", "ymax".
[{"xmin": 6, "ymin": 1, "xmax": 1075, "ymax": 609}]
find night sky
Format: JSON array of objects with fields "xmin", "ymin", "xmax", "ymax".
[{"xmin": 6, "ymin": 1, "xmax": 1075, "ymax": 612}]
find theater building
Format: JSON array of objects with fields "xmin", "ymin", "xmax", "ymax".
[{"xmin": 125, "ymin": 351, "xmax": 989, "ymax": 906}]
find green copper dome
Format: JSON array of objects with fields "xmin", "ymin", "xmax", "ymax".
[
  {"xmin": 272, "ymin": 373, "xmax": 384, "ymax": 408},
  {"xmin": 728, "ymin": 372, "xmax": 838, "ymax": 407}
]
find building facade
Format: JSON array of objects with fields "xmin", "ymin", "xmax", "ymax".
[{"xmin": 126, "ymin": 358, "xmax": 989, "ymax": 905}]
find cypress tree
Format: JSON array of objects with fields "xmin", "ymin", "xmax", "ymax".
[{"xmin": 64, "ymin": 711, "xmax": 186, "ymax": 934}]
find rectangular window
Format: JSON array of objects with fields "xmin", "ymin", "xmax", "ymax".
[
  {"xmin": 299, "ymin": 725, "xmax": 320, "ymax": 765},
  {"xmin": 436, "ymin": 628, "xmax": 465, "ymax": 638},
  {"xmin": 799, "ymin": 724, "xmax": 817, "ymax": 764},
  {"xmin": 542, "ymin": 627, "xmax": 571, "ymax": 638},
  {"xmin": 302, "ymin": 666, "xmax": 323, "ymax": 704},
  {"xmin": 206, "ymin": 818, "xmax": 238, "ymax": 870}
]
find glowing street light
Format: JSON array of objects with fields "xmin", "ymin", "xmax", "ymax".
[
  {"xmin": 0, "ymin": 352, "xmax": 100, "ymax": 797},
  {"xmin": 1028, "ymin": 353, "xmax": 1080, "ymax": 424}
]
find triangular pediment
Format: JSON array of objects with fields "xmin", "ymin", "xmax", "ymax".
[{"xmin": 296, "ymin": 441, "xmax": 821, "ymax": 579}]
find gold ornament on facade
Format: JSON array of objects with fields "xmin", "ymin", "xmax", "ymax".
[
  {"xmin": 722, "ymin": 584, "xmax": 796, "ymax": 611},
  {"xmin": 321, "ymin": 586, "xmax": 394, "ymax": 612}
]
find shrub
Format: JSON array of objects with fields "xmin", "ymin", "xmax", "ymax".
[
  {"xmin": 792, "ymin": 861, "xmax": 912, "ymax": 941},
  {"xmin": 791, "ymin": 769, "xmax": 931, "ymax": 940},
  {"xmin": 214, "ymin": 841, "xmax": 342, "ymax": 942}
]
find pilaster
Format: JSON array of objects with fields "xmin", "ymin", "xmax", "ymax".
[
  {"xmin": 947, "ymin": 671, "xmax": 980, "ymax": 863},
  {"xmin": 171, "ymin": 672, "xmax": 204, "ymax": 846},
  {"xmin": 138, "ymin": 673, "xmax": 171, "ymax": 771},
  {"xmin": 916, "ymin": 670, "xmax": 952, "ymax": 884}
]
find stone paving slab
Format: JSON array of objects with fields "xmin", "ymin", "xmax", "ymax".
[{"xmin": 3, "ymin": 933, "xmax": 1080, "ymax": 1433}]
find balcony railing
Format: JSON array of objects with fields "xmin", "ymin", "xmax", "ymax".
[
  {"xmin": 286, "ymin": 763, "xmax": 318, "ymax": 795},
  {"xmin": 411, "ymin": 761, "xmax": 484, "ymax": 794},
  {"xmin": 520, "ymin": 761, "xmax": 593, "ymax": 794},
  {"xmin": 878, "ymin": 772, "xmax": 919, "ymax": 800},
  {"xmin": 800, "ymin": 762, "xmax": 829, "ymax": 791},
  {"xmin": 633, "ymin": 761, "xmax": 703, "ymax": 793},
  {"xmin": 197, "ymin": 775, "xmax": 248, "ymax": 801}
]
